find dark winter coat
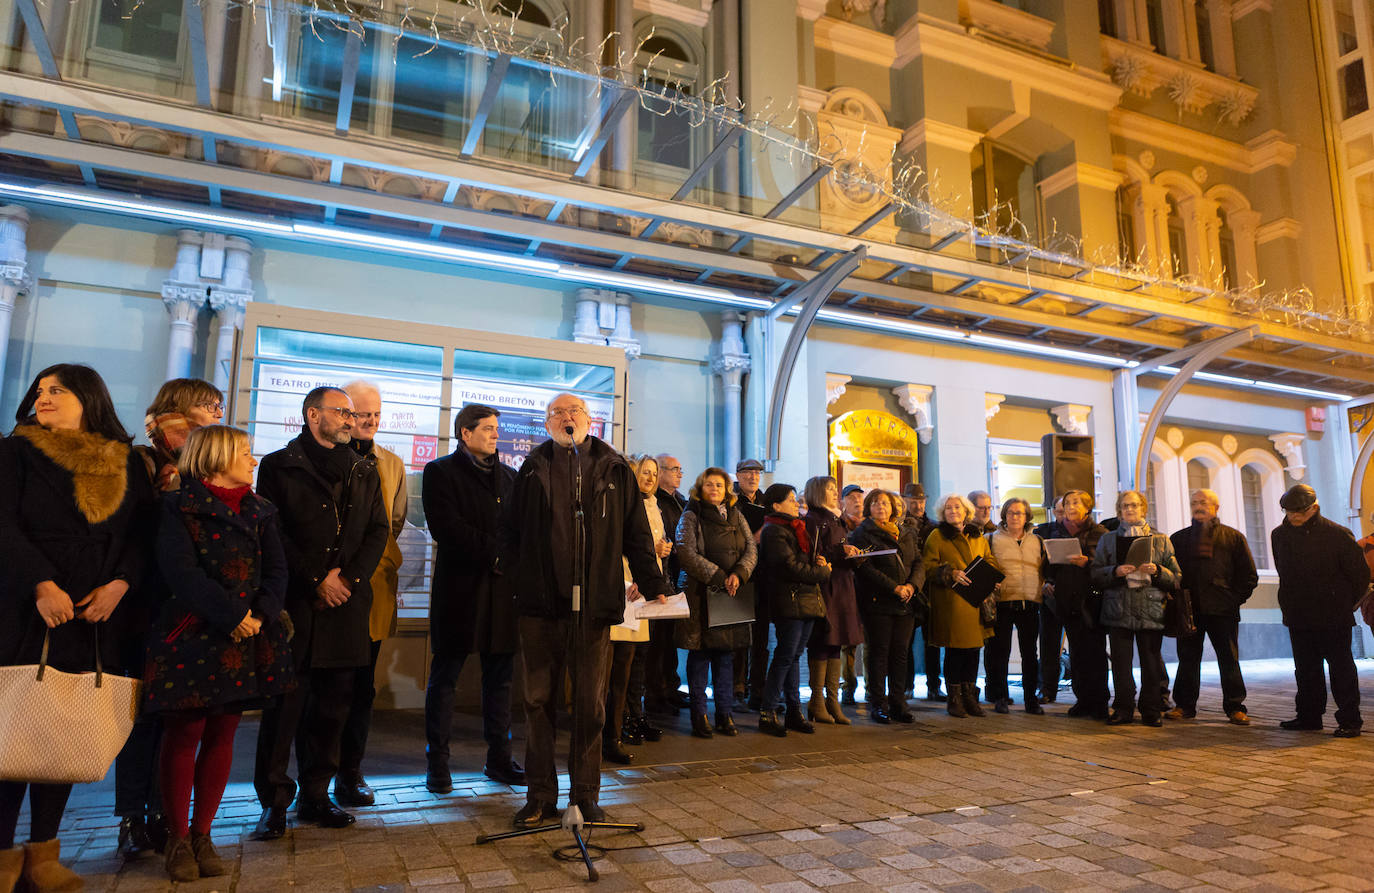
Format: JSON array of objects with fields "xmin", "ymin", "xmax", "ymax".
[
  {"xmin": 733, "ymin": 484, "xmax": 767, "ymax": 534},
  {"xmin": 1272, "ymin": 511, "xmax": 1371, "ymax": 630},
  {"xmin": 1169, "ymin": 520, "xmax": 1258, "ymax": 617},
  {"xmin": 423, "ymin": 447, "xmax": 518, "ymax": 656},
  {"xmin": 848, "ymin": 518, "xmax": 925, "ymax": 617},
  {"xmin": 255, "ymin": 433, "xmax": 389, "ymax": 670},
  {"xmin": 0, "ymin": 426, "xmax": 156, "ymax": 674},
  {"xmin": 757, "ymin": 516, "xmax": 830, "ymax": 622},
  {"xmin": 656, "ymin": 488, "xmax": 686, "ymax": 592},
  {"xmin": 804, "ymin": 506, "xmax": 863, "ymax": 647},
  {"xmin": 502, "ymin": 435, "xmax": 667, "ymax": 625},
  {"xmin": 144, "ymin": 481, "xmax": 294, "ymax": 713},
  {"xmin": 1091, "ymin": 529, "xmax": 1181, "ymax": 632},
  {"xmin": 902, "ymin": 513, "xmax": 938, "ymax": 553},
  {"xmin": 674, "ymin": 501, "xmax": 757, "ymax": 650},
  {"xmin": 1042, "ymin": 519, "xmax": 1108, "ymax": 629}
]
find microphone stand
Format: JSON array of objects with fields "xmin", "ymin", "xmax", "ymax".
[{"xmin": 476, "ymin": 424, "xmax": 643, "ymax": 882}]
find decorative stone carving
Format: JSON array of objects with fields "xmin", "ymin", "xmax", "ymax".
[
  {"xmin": 816, "ymin": 87, "xmax": 902, "ymax": 241},
  {"xmin": 1216, "ymin": 90, "xmax": 1256, "ymax": 126},
  {"xmin": 1050, "ymin": 403, "xmax": 1091, "ymax": 436},
  {"xmin": 985, "ymin": 393, "xmax": 1006, "ymax": 424},
  {"xmin": 1167, "ymin": 72, "xmax": 1204, "ymax": 115},
  {"xmin": 1221, "ymin": 434, "xmax": 1238, "ymax": 456},
  {"xmin": 1191, "ymin": 166, "xmax": 1209, "ymax": 185},
  {"xmin": 1111, "ymin": 53, "xmax": 1152, "ymax": 95},
  {"xmin": 1139, "ymin": 150, "xmax": 1156, "ymax": 171},
  {"xmin": 1269, "ymin": 432, "xmax": 1307, "ymax": 481},
  {"xmin": 841, "ymin": 0, "xmax": 885, "ymax": 28},
  {"xmin": 573, "ymin": 288, "xmax": 640, "ymax": 359},
  {"xmin": 1166, "ymin": 427, "xmax": 1184, "ymax": 449},
  {"xmin": 826, "ymin": 373, "xmax": 852, "ymax": 406},
  {"xmin": 891, "ymin": 384, "xmax": 934, "ymax": 444}
]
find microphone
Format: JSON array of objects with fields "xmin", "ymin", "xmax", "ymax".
[{"xmin": 564, "ymin": 425, "xmax": 575, "ymax": 436}]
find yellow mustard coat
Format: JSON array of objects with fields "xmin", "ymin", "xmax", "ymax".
[
  {"xmin": 368, "ymin": 443, "xmax": 409, "ymax": 642},
  {"xmin": 922, "ymin": 522, "xmax": 997, "ymax": 649}
]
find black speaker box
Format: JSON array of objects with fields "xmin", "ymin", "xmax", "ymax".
[{"xmin": 1042, "ymin": 434, "xmax": 1094, "ymax": 507}]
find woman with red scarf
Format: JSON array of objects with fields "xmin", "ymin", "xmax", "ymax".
[
  {"xmin": 757, "ymin": 483, "xmax": 832, "ymax": 736},
  {"xmin": 144, "ymin": 426, "xmax": 294, "ymax": 882}
]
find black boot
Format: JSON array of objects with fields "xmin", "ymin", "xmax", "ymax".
[
  {"xmin": 691, "ymin": 712, "xmax": 714, "ymax": 739},
  {"xmin": 784, "ymin": 706, "xmax": 815, "ymax": 734},
  {"xmin": 759, "ymin": 709, "xmax": 787, "ymax": 737}
]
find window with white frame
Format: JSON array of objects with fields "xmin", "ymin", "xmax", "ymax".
[
  {"xmin": 989, "ymin": 439, "xmax": 1047, "ymax": 526},
  {"xmin": 636, "ymin": 33, "xmax": 700, "ymax": 172},
  {"xmin": 1239, "ymin": 464, "xmax": 1270, "ymax": 569}
]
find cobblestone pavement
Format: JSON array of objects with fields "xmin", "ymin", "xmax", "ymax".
[{"xmin": 40, "ymin": 661, "xmax": 1374, "ymax": 891}]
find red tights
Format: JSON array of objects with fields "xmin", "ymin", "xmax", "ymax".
[{"xmin": 159, "ymin": 713, "xmax": 241, "ymax": 839}]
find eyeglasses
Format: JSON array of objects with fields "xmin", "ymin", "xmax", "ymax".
[
  {"xmin": 195, "ymin": 401, "xmax": 225, "ymax": 414},
  {"xmin": 320, "ymin": 406, "xmax": 356, "ymax": 420},
  {"xmin": 548, "ymin": 406, "xmax": 587, "ymax": 420},
  {"xmin": 353, "ymin": 411, "xmax": 382, "ymax": 422},
  {"xmin": 663, "ymin": 466, "xmax": 682, "ymax": 473}
]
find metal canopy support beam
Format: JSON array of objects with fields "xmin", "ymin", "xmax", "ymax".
[
  {"xmin": 334, "ymin": 26, "xmax": 363, "ymax": 134},
  {"xmin": 1014, "ymin": 290, "xmax": 1043, "ymax": 306},
  {"xmin": 572, "ymin": 89, "xmax": 636, "ymax": 180},
  {"xmin": 1129, "ymin": 326, "xmax": 1259, "ymax": 489},
  {"xmin": 849, "ymin": 201, "xmax": 896, "ymax": 236},
  {"xmin": 764, "ymin": 246, "xmax": 867, "ymax": 466},
  {"xmin": 672, "ymin": 124, "xmax": 740, "ymax": 201},
  {"xmin": 948, "ymin": 278, "xmax": 979, "ymax": 295},
  {"xmin": 1349, "ymin": 424, "xmax": 1374, "ymax": 529},
  {"xmin": 184, "ymin": 0, "xmax": 212, "ymax": 108},
  {"xmin": 764, "ymin": 164, "xmax": 831, "ymax": 220},
  {"xmin": 881, "ymin": 264, "xmax": 909, "ymax": 283},
  {"xmin": 461, "ymin": 53, "xmax": 510, "ymax": 156},
  {"xmin": 930, "ymin": 228, "xmax": 968, "ymax": 251}
]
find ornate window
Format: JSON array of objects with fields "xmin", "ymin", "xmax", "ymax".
[
  {"xmin": 972, "ymin": 141, "xmax": 1039, "ymax": 243},
  {"xmin": 635, "ymin": 29, "xmax": 702, "ymax": 174},
  {"xmin": 1240, "ymin": 465, "xmax": 1270, "ymax": 569}
]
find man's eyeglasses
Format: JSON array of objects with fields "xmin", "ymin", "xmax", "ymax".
[
  {"xmin": 353, "ymin": 411, "xmax": 382, "ymax": 422},
  {"xmin": 195, "ymin": 401, "xmax": 225, "ymax": 414},
  {"xmin": 663, "ymin": 466, "xmax": 682, "ymax": 473},
  {"xmin": 548, "ymin": 406, "xmax": 587, "ymax": 420},
  {"xmin": 320, "ymin": 406, "xmax": 356, "ymax": 420}
]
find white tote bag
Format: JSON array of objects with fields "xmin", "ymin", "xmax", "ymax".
[{"xmin": 0, "ymin": 629, "xmax": 142, "ymax": 784}]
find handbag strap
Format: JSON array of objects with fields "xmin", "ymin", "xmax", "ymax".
[{"xmin": 34, "ymin": 626, "xmax": 103, "ymax": 687}]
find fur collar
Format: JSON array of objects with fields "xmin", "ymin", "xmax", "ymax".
[{"xmin": 14, "ymin": 424, "xmax": 130, "ymax": 524}]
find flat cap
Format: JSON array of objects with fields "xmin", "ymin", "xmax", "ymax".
[
  {"xmin": 736, "ymin": 458, "xmax": 764, "ymax": 472},
  {"xmin": 841, "ymin": 484, "xmax": 863, "ymax": 498},
  {"xmin": 1279, "ymin": 484, "xmax": 1317, "ymax": 512},
  {"xmin": 903, "ymin": 483, "xmax": 926, "ymax": 499}
]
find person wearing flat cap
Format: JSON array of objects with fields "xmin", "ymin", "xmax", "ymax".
[
  {"xmin": 1270, "ymin": 484, "xmax": 1371, "ymax": 738},
  {"xmin": 732, "ymin": 459, "xmax": 767, "ymax": 708}
]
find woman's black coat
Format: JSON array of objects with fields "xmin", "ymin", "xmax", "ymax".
[
  {"xmin": 848, "ymin": 519, "xmax": 925, "ymax": 616},
  {"xmin": 0, "ymin": 427, "xmax": 155, "ymax": 673},
  {"xmin": 255, "ymin": 433, "xmax": 389, "ymax": 670},
  {"xmin": 1042, "ymin": 519, "xmax": 1107, "ymax": 629},
  {"xmin": 422, "ymin": 447, "xmax": 518, "ymax": 656},
  {"xmin": 757, "ymin": 518, "xmax": 831, "ymax": 619},
  {"xmin": 144, "ymin": 480, "xmax": 294, "ymax": 712},
  {"xmin": 674, "ymin": 501, "xmax": 758, "ymax": 650}
]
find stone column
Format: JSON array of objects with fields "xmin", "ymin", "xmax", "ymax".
[
  {"xmin": 713, "ymin": 311, "xmax": 751, "ymax": 472},
  {"xmin": 573, "ymin": 288, "xmax": 609, "ymax": 344},
  {"xmin": 892, "ymin": 383, "xmax": 934, "ymax": 444},
  {"xmin": 1051, "ymin": 403, "xmax": 1091, "ymax": 436},
  {"xmin": 605, "ymin": 293, "xmax": 641, "ymax": 359},
  {"xmin": 1270, "ymin": 433, "xmax": 1307, "ymax": 481},
  {"xmin": 0, "ymin": 206, "xmax": 32, "ymax": 396},
  {"xmin": 207, "ymin": 236, "xmax": 253, "ymax": 392},
  {"xmin": 611, "ymin": 0, "xmax": 635, "ymax": 192},
  {"xmin": 161, "ymin": 230, "xmax": 206, "ymax": 381},
  {"xmin": 1226, "ymin": 207, "xmax": 1261, "ymax": 287}
]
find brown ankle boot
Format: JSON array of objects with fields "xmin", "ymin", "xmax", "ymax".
[
  {"xmin": 0, "ymin": 846, "xmax": 22, "ymax": 893},
  {"xmin": 808, "ymin": 659, "xmax": 834, "ymax": 723},
  {"xmin": 164, "ymin": 836, "xmax": 199, "ymax": 883},
  {"xmin": 962, "ymin": 683, "xmax": 986, "ymax": 717},
  {"xmin": 946, "ymin": 684, "xmax": 968, "ymax": 718},
  {"xmin": 825, "ymin": 658, "xmax": 850, "ymax": 724},
  {"xmin": 21, "ymin": 839, "xmax": 83, "ymax": 893}
]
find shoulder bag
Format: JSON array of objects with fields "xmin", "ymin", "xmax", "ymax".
[{"xmin": 0, "ymin": 628, "xmax": 142, "ymax": 784}]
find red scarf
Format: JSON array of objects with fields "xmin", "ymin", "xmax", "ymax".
[
  {"xmin": 203, "ymin": 481, "xmax": 251, "ymax": 514},
  {"xmin": 764, "ymin": 513, "xmax": 810, "ymax": 554}
]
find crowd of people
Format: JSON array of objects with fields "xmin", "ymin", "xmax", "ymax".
[{"xmin": 1, "ymin": 363, "xmax": 1371, "ymax": 892}]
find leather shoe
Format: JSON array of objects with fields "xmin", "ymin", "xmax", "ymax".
[
  {"xmin": 637, "ymin": 716, "xmax": 663, "ymax": 742},
  {"xmin": 334, "ymin": 774, "xmax": 375, "ymax": 807},
  {"xmin": 714, "ymin": 713, "xmax": 739, "ymax": 736},
  {"xmin": 1227, "ymin": 710, "xmax": 1251, "ymax": 726},
  {"xmin": 691, "ymin": 712, "xmax": 714, "ymax": 739},
  {"xmin": 759, "ymin": 709, "xmax": 787, "ymax": 737},
  {"xmin": 602, "ymin": 740, "xmax": 634, "ymax": 765},
  {"xmin": 484, "ymin": 760, "xmax": 526, "ymax": 786},
  {"xmin": 1142, "ymin": 715, "xmax": 1163, "ymax": 727},
  {"xmin": 253, "ymin": 806, "xmax": 288, "ymax": 841},
  {"xmin": 892, "ymin": 710, "xmax": 915, "ymax": 724},
  {"xmin": 669, "ymin": 690, "xmax": 691, "ymax": 709},
  {"xmin": 1024, "ymin": 697, "xmax": 1044, "ymax": 715},
  {"xmin": 870, "ymin": 706, "xmax": 891, "ymax": 724},
  {"xmin": 296, "ymin": 799, "xmax": 355, "ymax": 828},
  {"xmin": 1334, "ymin": 726, "xmax": 1362, "ymax": 738},
  {"xmin": 784, "ymin": 707, "xmax": 815, "ymax": 733},
  {"xmin": 118, "ymin": 815, "xmax": 154, "ymax": 860},
  {"xmin": 1279, "ymin": 718, "xmax": 1323, "ymax": 731},
  {"xmin": 513, "ymin": 800, "xmax": 561, "ymax": 829},
  {"xmin": 1106, "ymin": 711, "xmax": 1134, "ymax": 726},
  {"xmin": 426, "ymin": 766, "xmax": 453, "ymax": 794},
  {"xmin": 994, "ymin": 698, "xmax": 1011, "ymax": 715},
  {"xmin": 575, "ymin": 801, "xmax": 606, "ymax": 823},
  {"xmin": 1164, "ymin": 707, "xmax": 1196, "ymax": 720},
  {"xmin": 620, "ymin": 722, "xmax": 644, "ymax": 745}
]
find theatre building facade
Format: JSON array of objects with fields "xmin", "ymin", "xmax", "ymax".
[{"xmin": 1, "ymin": 0, "xmax": 1373, "ymax": 698}]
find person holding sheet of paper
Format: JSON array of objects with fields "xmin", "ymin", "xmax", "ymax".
[
  {"xmin": 984, "ymin": 498, "xmax": 1046, "ymax": 715},
  {"xmin": 923, "ymin": 493, "xmax": 998, "ymax": 718},
  {"xmin": 1043, "ymin": 490, "xmax": 1109, "ymax": 719},
  {"xmin": 1090, "ymin": 490, "xmax": 1181, "ymax": 728}
]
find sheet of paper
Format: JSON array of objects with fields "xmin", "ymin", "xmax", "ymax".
[
  {"xmin": 634, "ymin": 592, "xmax": 690, "ymax": 620},
  {"xmin": 1044, "ymin": 538, "xmax": 1083, "ymax": 565}
]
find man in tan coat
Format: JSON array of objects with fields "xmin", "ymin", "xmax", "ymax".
[{"xmin": 333, "ymin": 380, "xmax": 409, "ymax": 806}]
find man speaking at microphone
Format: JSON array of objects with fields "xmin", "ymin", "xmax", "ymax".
[{"xmin": 501, "ymin": 393, "xmax": 668, "ymax": 829}]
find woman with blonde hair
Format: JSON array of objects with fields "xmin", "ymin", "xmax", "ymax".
[
  {"xmin": 1091, "ymin": 489, "xmax": 1180, "ymax": 728},
  {"xmin": 674, "ymin": 467, "xmax": 757, "ymax": 737},
  {"xmin": 923, "ymin": 493, "xmax": 998, "ymax": 717},
  {"xmin": 145, "ymin": 425, "xmax": 294, "ymax": 881}
]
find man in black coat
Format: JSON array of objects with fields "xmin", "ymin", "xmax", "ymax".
[
  {"xmin": 1271, "ymin": 484, "xmax": 1371, "ymax": 737},
  {"xmin": 647, "ymin": 453, "xmax": 687, "ymax": 714},
  {"xmin": 421, "ymin": 403, "xmax": 523, "ymax": 794},
  {"xmin": 253, "ymin": 386, "xmax": 388, "ymax": 837},
  {"xmin": 733, "ymin": 458, "xmax": 766, "ymax": 707},
  {"xmin": 501, "ymin": 393, "xmax": 668, "ymax": 828},
  {"xmin": 1168, "ymin": 488, "xmax": 1258, "ymax": 725}
]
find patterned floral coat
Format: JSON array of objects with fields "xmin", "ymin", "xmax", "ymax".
[{"xmin": 144, "ymin": 479, "xmax": 295, "ymax": 714}]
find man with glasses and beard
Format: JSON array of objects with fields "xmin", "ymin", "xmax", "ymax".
[
  {"xmin": 501, "ymin": 393, "xmax": 667, "ymax": 829},
  {"xmin": 252, "ymin": 386, "xmax": 389, "ymax": 839}
]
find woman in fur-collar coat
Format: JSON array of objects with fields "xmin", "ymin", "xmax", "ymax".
[
  {"xmin": 0, "ymin": 364, "xmax": 156, "ymax": 891},
  {"xmin": 923, "ymin": 493, "xmax": 998, "ymax": 718}
]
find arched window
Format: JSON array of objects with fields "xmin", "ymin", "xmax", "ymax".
[
  {"xmin": 1186, "ymin": 458, "xmax": 1210, "ymax": 493},
  {"xmin": 1166, "ymin": 195, "xmax": 1188, "ymax": 277},
  {"xmin": 972, "ymin": 141, "xmax": 1039, "ymax": 242},
  {"xmin": 1116, "ymin": 185, "xmax": 1137, "ymax": 266},
  {"xmin": 1195, "ymin": 1, "xmax": 1215, "ymax": 71},
  {"xmin": 493, "ymin": 0, "xmax": 552, "ymax": 26},
  {"xmin": 635, "ymin": 31, "xmax": 699, "ymax": 172},
  {"xmin": 1239, "ymin": 464, "xmax": 1270, "ymax": 568},
  {"xmin": 1217, "ymin": 214, "xmax": 1237, "ymax": 290}
]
